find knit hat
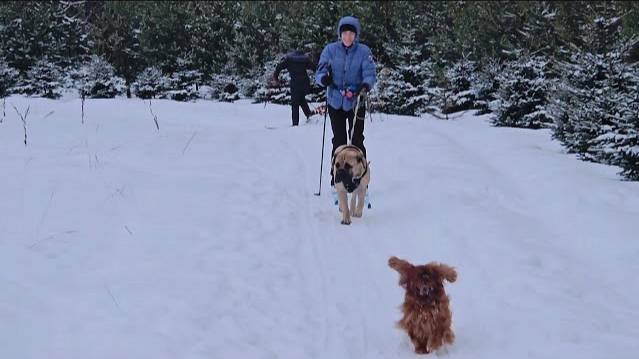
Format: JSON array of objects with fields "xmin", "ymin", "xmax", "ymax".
[{"xmin": 339, "ymin": 24, "xmax": 357, "ymax": 35}]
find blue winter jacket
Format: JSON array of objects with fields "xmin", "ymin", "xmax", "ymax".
[{"xmin": 315, "ymin": 16, "xmax": 377, "ymax": 111}]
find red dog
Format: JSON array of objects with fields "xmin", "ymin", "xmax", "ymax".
[{"xmin": 388, "ymin": 256, "xmax": 457, "ymax": 354}]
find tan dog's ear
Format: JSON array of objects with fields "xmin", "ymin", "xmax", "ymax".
[{"xmin": 433, "ymin": 263, "xmax": 457, "ymax": 283}]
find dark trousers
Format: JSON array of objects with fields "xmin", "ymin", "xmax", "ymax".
[
  {"xmin": 329, "ymin": 104, "xmax": 366, "ymax": 185},
  {"xmin": 291, "ymin": 92, "xmax": 312, "ymax": 126}
]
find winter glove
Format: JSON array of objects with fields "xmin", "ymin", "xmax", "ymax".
[
  {"xmin": 320, "ymin": 73, "xmax": 332, "ymax": 87},
  {"xmin": 355, "ymin": 83, "xmax": 370, "ymax": 95}
]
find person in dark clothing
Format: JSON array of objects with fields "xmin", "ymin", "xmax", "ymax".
[{"xmin": 272, "ymin": 49, "xmax": 316, "ymax": 126}]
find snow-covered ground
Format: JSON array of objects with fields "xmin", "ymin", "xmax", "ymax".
[{"xmin": 1, "ymin": 95, "xmax": 638, "ymax": 359}]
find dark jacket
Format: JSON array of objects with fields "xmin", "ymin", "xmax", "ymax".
[{"xmin": 274, "ymin": 50, "xmax": 316, "ymax": 94}]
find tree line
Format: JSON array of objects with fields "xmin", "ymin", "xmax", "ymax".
[{"xmin": 1, "ymin": 1, "xmax": 638, "ymax": 179}]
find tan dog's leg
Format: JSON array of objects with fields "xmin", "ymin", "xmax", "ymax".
[
  {"xmin": 350, "ymin": 189, "xmax": 360, "ymax": 217},
  {"xmin": 352, "ymin": 187, "xmax": 365, "ymax": 217},
  {"xmin": 338, "ymin": 191, "xmax": 351, "ymax": 225}
]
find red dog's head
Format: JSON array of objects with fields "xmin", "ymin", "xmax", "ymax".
[{"xmin": 388, "ymin": 256, "xmax": 457, "ymax": 301}]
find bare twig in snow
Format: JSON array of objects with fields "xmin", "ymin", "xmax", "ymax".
[
  {"xmin": 11, "ymin": 103, "xmax": 30, "ymax": 146},
  {"xmin": 149, "ymin": 100, "xmax": 159, "ymax": 131},
  {"xmin": 28, "ymin": 235, "xmax": 55, "ymax": 249},
  {"xmin": 105, "ymin": 284, "xmax": 123, "ymax": 313},
  {"xmin": 28, "ymin": 230, "xmax": 77, "ymax": 249},
  {"xmin": 81, "ymin": 93, "xmax": 85, "ymax": 124},
  {"xmin": 182, "ymin": 131, "xmax": 197, "ymax": 155}
]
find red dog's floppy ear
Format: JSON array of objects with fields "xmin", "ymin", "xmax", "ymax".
[
  {"xmin": 389, "ymin": 256, "xmax": 414, "ymax": 288},
  {"xmin": 433, "ymin": 263, "xmax": 457, "ymax": 283},
  {"xmin": 388, "ymin": 256, "xmax": 412, "ymax": 274}
]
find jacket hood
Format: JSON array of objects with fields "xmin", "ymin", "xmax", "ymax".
[{"xmin": 336, "ymin": 16, "xmax": 361, "ymax": 41}]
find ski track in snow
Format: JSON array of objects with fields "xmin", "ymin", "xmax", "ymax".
[{"xmin": 1, "ymin": 97, "xmax": 638, "ymax": 359}]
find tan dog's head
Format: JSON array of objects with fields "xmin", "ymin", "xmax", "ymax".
[
  {"xmin": 388, "ymin": 256, "xmax": 456, "ymax": 302},
  {"xmin": 332, "ymin": 145, "xmax": 367, "ymax": 193}
]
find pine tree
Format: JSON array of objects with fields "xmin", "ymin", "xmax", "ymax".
[
  {"xmin": 550, "ymin": 52, "xmax": 609, "ymax": 158},
  {"xmin": 139, "ymin": 2, "xmax": 193, "ymax": 74},
  {"xmin": 619, "ymin": 133, "xmax": 639, "ymax": 181},
  {"xmin": 373, "ymin": 62, "xmax": 439, "ymax": 116},
  {"xmin": 208, "ymin": 74, "xmax": 242, "ymax": 102},
  {"xmin": 587, "ymin": 41, "xmax": 639, "ymax": 168},
  {"xmin": 579, "ymin": 2, "xmax": 623, "ymax": 56},
  {"xmin": 166, "ymin": 57, "xmax": 201, "ymax": 102},
  {"xmin": 442, "ymin": 57, "xmax": 477, "ymax": 114},
  {"xmin": 492, "ymin": 55, "xmax": 553, "ymax": 128},
  {"xmin": 76, "ymin": 55, "xmax": 126, "ymax": 99},
  {"xmin": 550, "ymin": 50, "xmax": 635, "ymax": 164},
  {"xmin": 225, "ymin": 2, "xmax": 284, "ymax": 76},
  {"xmin": 0, "ymin": 58, "xmax": 18, "ymax": 123},
  {"xmin": 19, "ymin": 57, "xmax": 63, "ymax": 99},
  {"xmin": 132, "ymin": 67, "xmax": 169, "ymax": 99},
  {"xmin": 0, "ymin": 59, "xmax": 19, "ymax": 97},
  {"xmin": 187, "ymin": 2, "xmax": 234, "ymax": 77},
  {"xmin": 616, "ymin": 68, "xmax": 639, "ymax": 180},
  {"xmin": 372, "ymin": 27, "xmax": 439, "ymax": 116},
  {"xmin": 253, "ymin": 59, "xmax": 291, "ymax": 105},
  {"xmin": 452, "ymin": 1, "xmax": 525, "ymax": 62},
  {"xmin": 0, "ymin": 2, "xmax": 88, "ymax": 74},
  {"xmin": 518, "ymin": 2, "xmax": 561, "ymax": 58},
  {"xmin": 472, "ymin": 59, "xmax": 501, "ymax": 115},
  {"xmin": 90, "ymin": 2, "xmax": 146, "ymax": 97}
]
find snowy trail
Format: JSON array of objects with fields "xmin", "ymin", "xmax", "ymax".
[{"xmin": 1, "ymin": 97, "xmax": 638, "ymax": 359}]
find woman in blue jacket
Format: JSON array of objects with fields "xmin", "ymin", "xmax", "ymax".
[{"xmin": 316, "ymin": 16, "xmax": 376, "ymax": 184}]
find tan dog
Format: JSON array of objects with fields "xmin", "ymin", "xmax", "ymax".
[
  {"xmin": 388, "ymin": 256, "xmax": 457, "ymax": 354},
  {"xmin": 332, "ymin": 144, "xmax": 370, "ymax": 225}
]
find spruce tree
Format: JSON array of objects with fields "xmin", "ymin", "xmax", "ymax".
[
  {"xmin": 209, "ymin": 74, "xmax": 242, "ymax": 102},
  {"xmin": 19, "ymin": 57, "xmax": 63, "ymax": 99},
  {"xmin": 550, "ymin": 49, "xmax": 636, "ymax": 165},
  {"xmin": 0, "ymin": 59, "xmax": 19, "ymax": 98},
  {"xmin": 253, "ymin": 59, "xmax": 291, "ymax": 105},
  {"xmin": 492, "ymin": 55, "xmax": 553, "ymax": 128},
  {"xmin": 166, "ymin": 57, "xmax": 201, "ymax": 102},
  {"xmin": 139, "ymin": 2, "xmax": 192, "ymax": 74},
  {"xmin": 472, "ymin": 60, "xmax": 501, "ymax": 115},
  {"xmin": 90, "ymin": 2, "xmax": 145, "ymax": 97},
  {"xmin": 373, "ymin": 28, "xmax": 438, "ymax": 116},
  {"xmin": 442, "ymin": 57, "xmax": 477, "ymax": 114},
  {"xmin": 551, "ymin": 52, "xmax": 610, "ymax": 158},
  {"xmin": 589, "ymin": 44, "xmax": 639, "ymax": 168},
  {"xmin": 132, "ymin": 67, "xmax": 169, "ymax": 99},
  {"xmin": 76, "ymin": 55, "xmax": 126, "ymax": 99},
  {"xmin": 187, "ymin": 2, "xmax": 234, "ymax": 77}
]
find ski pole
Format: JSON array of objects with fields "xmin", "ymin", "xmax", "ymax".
[{"xmin": 314, "ymin": 95, "xmax": 328, "ymax": 196}]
